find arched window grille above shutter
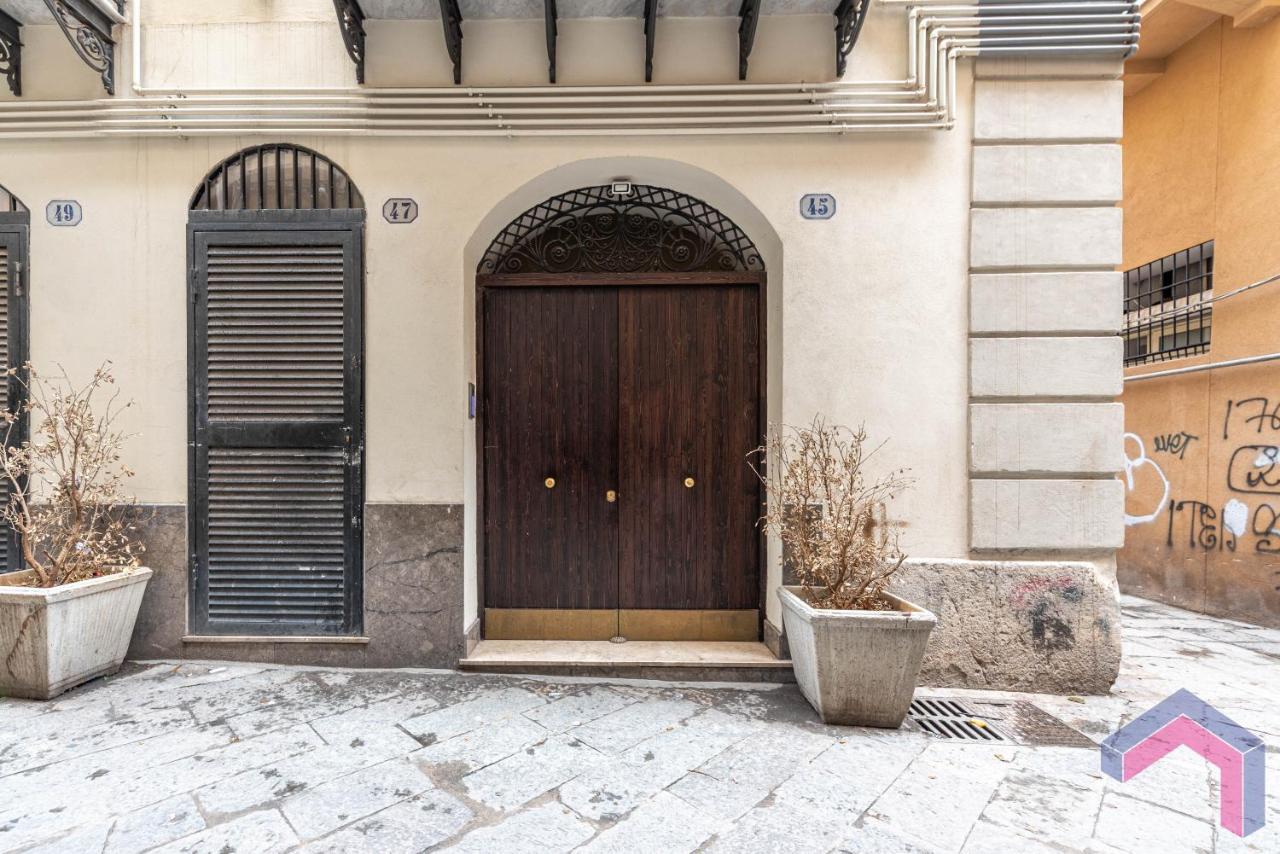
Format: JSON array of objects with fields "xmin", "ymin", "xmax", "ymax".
[{"xmin": 191, "ymin": 145, "xmax": 364, "ymax": 212}]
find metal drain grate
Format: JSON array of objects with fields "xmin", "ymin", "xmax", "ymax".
[
  {"xmin": 908, "ymin": 698, "xmax": 1010, "ymax": 742},
  {"xmin": 909, "ymin": 698, "xmax": 1095, "ymax": 747},
  {"xmin": 995, "ymin": 701, "xmax": 1097, "ymax": 748}
]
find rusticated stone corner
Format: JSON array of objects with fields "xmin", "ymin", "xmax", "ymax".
[{"xmin": 891, "ymin": 557, "xmax": 1121, "ymax": 694}]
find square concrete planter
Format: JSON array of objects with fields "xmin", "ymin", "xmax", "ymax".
[
  {"xmin": 779, "ymin": 585, "xmax": 937, "ymax": 728},
  {"xmin": 0, "ymin": 566, "xmax": 152, "ymax": 699}
]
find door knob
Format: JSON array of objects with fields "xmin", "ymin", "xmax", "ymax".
[
  {"xmin": 683, "ymin": 476, "xmax": 695, "ymax": 488},
  {"xmin": 606, "ymin": 489, "xmax": 617, "ymax": 503},
  {"xmin": 544, "ymin": 477, "xmax": 556, "ymax": 489}
]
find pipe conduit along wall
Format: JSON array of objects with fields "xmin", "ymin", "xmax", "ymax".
[{"xmin": 0, "ymin": 0, "xmax": 1139, "ymax": 139}]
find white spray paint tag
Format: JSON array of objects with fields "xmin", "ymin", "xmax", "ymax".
[{"xmin": 1223, "ymin": 499, "xmax": 1249, "ymax": 538}]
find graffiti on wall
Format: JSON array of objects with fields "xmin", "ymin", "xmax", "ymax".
[
  {"xmin": 1124, "ymin": 399, "xmax": 1280, "ymax": 562},
  {"xmin": 1123, "ymin": 433, "xmax": 1170, "ymax": 526},
  {"xmin": 1153, "ymin": 431, "xmax": 1199, "ymax": 460}
]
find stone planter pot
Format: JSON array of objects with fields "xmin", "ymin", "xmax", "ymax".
[
  {"xmin": 0, "ymin": 566, "xmax": 152, "ymax": 700},
  {"xmin": 779, "ymin": 585, "xmax": 937, "ymax": 727}
]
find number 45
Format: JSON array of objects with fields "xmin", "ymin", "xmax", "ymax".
[{"xmin": 807, "ymin": 196, "xmax": 831, "ymax": 218}]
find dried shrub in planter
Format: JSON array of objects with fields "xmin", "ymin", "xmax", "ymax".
[
  {"xmin": 0, "ymin": 363, "xmax": 143, "ymax": 586},
  {"xmin": 751, "ymin": 418, "xmax": 912, "ymax": 611}
]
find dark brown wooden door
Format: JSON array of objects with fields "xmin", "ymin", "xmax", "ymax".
[
  {"xmin": 618, "ymin": 286, "xmax": 761, "ymax": 611},
  {"xmin": 482, "ymin": 281, "xmax": 761, "ymax": 639},
  {"xmin": 482, "ymin": 287, "xmax": 619, "ymax": 611}
]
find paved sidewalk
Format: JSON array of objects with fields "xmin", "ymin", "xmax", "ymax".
[{"xmin": 0, "ymin": 596, "xmax": 1276, "ymax": 853}]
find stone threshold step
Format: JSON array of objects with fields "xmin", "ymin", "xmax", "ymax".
[{"xmin": 459, "ymin": 640, "xmax": 795, "ymax": 683}]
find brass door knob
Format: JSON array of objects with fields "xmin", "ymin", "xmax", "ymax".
[
  {"xmin": 683, "ymin": 476, "xmax": 695, "ymax": 488},
  {"xmin": 544, "ymin": 477, "xmax": 556, "ymax": 489},
  {"xmin": 606, "ymin": 489, "xmax": 618, "ymax": 503}
]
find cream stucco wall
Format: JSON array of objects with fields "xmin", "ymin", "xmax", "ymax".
[{"xmin": 0, "ymin": 5, "xmax": 974, "ymax": 629}]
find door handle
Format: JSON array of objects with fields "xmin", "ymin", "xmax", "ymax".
[
  {"xmin": 544, "ymin": 477, "xmax": 556, "ymax": 489},
  {"xmin": 683, "ymin": 476, "xmax": 695, "ymax": 488},
  {"xmin": 606, "ymin": 489, "xmax": 617, "ymax": 503}
]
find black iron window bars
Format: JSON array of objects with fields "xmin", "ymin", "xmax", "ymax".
[{"xmin": 1123, "ymin": 240, "xmax": 1214, "ymax": 366}]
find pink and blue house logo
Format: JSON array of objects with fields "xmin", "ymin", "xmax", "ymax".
[{"xmin": 1101, "ymin": 689, "xmax": 1266, "ymax": 837}]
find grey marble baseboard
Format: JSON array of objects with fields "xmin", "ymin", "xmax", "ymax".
[{"xmin": 126, "ymin": 503, "xmax": 465, "ymax": 669}]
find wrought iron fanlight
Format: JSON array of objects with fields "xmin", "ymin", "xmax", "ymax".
[{"xmin": 478, "ymin": 184, "xmax": 765, "ymax": 276}]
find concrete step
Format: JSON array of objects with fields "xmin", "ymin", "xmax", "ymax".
[{"xmin": 458, "ymin": 640, "xmax": 795, "ymax": 683}]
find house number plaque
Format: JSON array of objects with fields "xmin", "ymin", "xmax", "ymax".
[
  {"xmin": 382, "ymin": 198, "xmax": 419, "ymax": 224},
  {"xmin": 46, "ymin": 200, "xmax": 83, "ymax": 227},
  {"xmin": 799, "ymin": 193, "xmax": 836, "ymax": 220}
]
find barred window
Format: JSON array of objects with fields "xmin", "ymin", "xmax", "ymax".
[{"xmin": 1123, "ymin": 240, "xmax": 1213, "ymax": 366}]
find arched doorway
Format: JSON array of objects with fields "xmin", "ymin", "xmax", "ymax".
[
  {"xmin": 0, "ymin": 183, "xmax": 29, "ymax": 570},
  {"xmin": 187, "ymin": 145, "xmax": 365, "ymax": 637},
  {"xmin": 477, "ymin": 184, "xmax": 766, "ymax": 642}
]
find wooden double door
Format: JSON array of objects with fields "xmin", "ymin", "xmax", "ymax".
[{"xmin": 481, "ymin": 277, "xmax": 762, "ymax": 641}]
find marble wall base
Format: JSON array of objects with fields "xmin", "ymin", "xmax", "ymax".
[{"xmin": 126, "ymin": 503, "xmax": 465, "ymax": 669}]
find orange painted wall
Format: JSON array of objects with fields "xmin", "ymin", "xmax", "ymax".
[{"xmin": 1119, "ymin": 15, "xmax": 1280, "ymax": 628}]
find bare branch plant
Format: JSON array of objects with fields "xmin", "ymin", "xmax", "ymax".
[
  {"xmin": 751, "ymin": 418, "xmax": 912, "ymax": 610},
  {"xmin": 0, "ymin": 363, "xmax": 143, "ymax": 587}
]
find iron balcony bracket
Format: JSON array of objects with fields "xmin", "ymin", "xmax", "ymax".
[
  {"xmin": 834, "ymin": 0, "xmax": 870, "ymax": 78},
  {"xmin": 738, "ymin": 0, "xmax": 761, "ymax": 81},
  {"xmin": 332, "ymin": 0, "xmax": 367, "ymax": 85},
  {"xmin": 642, "ymin": 0, "xmax": 657, "ymax": 82},
  {"xmin": 0, "ymin": 10, "xmax": 19, "ymax": 97},
  {"xmin": 544, "ymin": 0, "xmax": 557, "ymax": 84},
  {"xmin": 42, "ymin": 0, "xmax": 117, "ymax": 95},
  {"xmin": 439, "ymin": 0, "xmax": 463, "ymax": 85}
]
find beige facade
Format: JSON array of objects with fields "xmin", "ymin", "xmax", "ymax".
[
  {"xmin": 0, "ymin": 1, "xmax": 1134, "ymax": 688},
  {"xmin": 1119, "ymin": 5, "xmax": 1280, "ymax": 628}
]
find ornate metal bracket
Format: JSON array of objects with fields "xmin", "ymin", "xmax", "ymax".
[
  {"xmin": 544, "ymin": 0, "xmax": 557, "ymax": 84},
  {"xmin": 0, "ymin": 10, "xmax": 20, "ymax": 97},
  {"xmin": 834, "ymin": 0, "xmax": 870, "ymax": 78},
  {"xmin": 332, "ymin": 0, "xmax": 367, "ymax": 85},
  {"xmin": 43, "ymin": 0, "xmax": 117, "ymax": 95},
  {"xmin": 642, "ymin": 0, "xmax": 657, "ymax": 82},
  {"xmin": 737, "ymin": 0, "xmax": 761, "ymax": 81},
  {"xmin": 439, "ymin": 0, "xmax": 463, "ymax": 85}
]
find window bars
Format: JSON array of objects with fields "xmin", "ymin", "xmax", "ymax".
[
  {"xmin": 189, "ymin": 144, "xmax": 364, "ymax": 212},
  {"xmin": 1123, "ymin": 240, "xmax": 1213, "ymax": 367}
]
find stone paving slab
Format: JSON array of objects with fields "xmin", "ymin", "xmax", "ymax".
[{"xmin": 0, "ymin": 596, "xmax": 1276, "ymax": 853}]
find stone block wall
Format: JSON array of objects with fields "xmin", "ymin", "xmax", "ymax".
[
  {"xmin": 931, "ymin": 57, "xmax": 1130, "ymax": 693},
  {"xmin": 968, "ymin": 59, "xmax": 1126, "ymax": 556}
]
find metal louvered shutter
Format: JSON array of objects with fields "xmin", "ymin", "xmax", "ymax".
[
  {"xmin": 0, "ymin": 228, "xmax": 27, "ymax": 572},
  {"xmin": 190, "ymin": 225, "xmax": 363, "ymax": 636}
]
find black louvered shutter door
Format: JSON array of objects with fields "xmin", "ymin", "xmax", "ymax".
[
  {"xmin": 191, "ymin": 228, "xmax": 363, "ymax": 635},
  {"xmin": 0, "ymin": 229, "xmax": 26, "ymax": 571}
]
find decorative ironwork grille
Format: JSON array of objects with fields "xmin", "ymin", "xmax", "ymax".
[
  {"xmin": 190, "ymin": 144, "xmax": 365, "ymax": 212},
  {"xmin": 1123, "ymin": 240, "xmax": 1213, "ymax": 366},
  {"xmin": 478, "ymin": 184, "xmax": 765, "ymax": 275}
]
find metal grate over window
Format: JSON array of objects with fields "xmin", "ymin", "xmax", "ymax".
[
  {"xmin": 1123, "ymin": 240, "xmax": 1213, "ymax": 366},
  {"xmin": 0, "ymin": 182, "xmax": 27, "ymax": 215},
  {"xmin": 190, "ymin": 144, "xmax": 364, "ymax": 212}
]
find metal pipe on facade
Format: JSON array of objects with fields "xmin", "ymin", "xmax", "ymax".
[{"xmin": 1125, "ymin": 353, "xmax": 1280, "ymax": 383}]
